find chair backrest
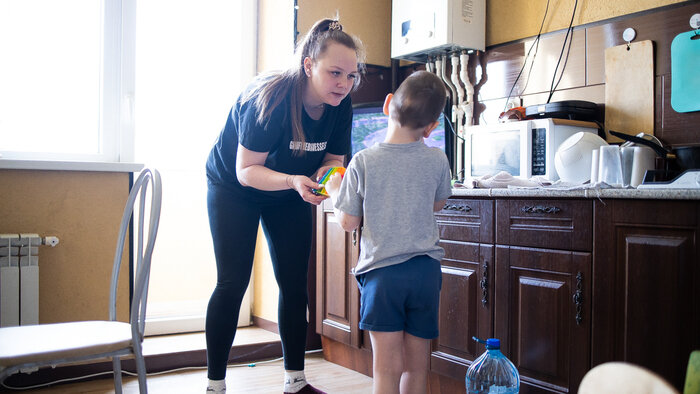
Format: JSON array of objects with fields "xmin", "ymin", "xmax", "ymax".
[{"xmin": 108, "ymin": 168, "xmax": 162, "ymax": 342}]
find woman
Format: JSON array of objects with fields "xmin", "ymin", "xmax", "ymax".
[{"xmin": 204, "ymin": 18, "xmax": 364, "ymax": 394}]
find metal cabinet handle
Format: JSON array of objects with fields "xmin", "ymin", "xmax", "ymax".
[
  {"xmin": 352, "ymin": 229, "xmax": 357, "ymax": 246},
  {"xmin": 443, "ymin": 203, "xmax": 472, "ymax": 212},
  {"xmin": 480, "ymin": 262, "xmax": 488, "ymax": 307},
  {"xmin": 521, "ymin": 205, "xmax": 561, "ymax": 214},
  {"xmin": 573, "ymin": 271, "xmax": 583, "ymax": 325}
]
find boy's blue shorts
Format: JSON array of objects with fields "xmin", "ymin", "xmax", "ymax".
[{"xmin": 355, "ymin": 255, "xmax": 442, "ymax": 339}]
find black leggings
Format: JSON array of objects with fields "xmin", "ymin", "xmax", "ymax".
[{"xmin": 205, "ymin": 182, "xmax": 312, "ymax": 380}]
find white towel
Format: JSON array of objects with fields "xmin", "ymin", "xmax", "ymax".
[{"xmin": 463, "ymin": 171, "xmax": 552, "ymax": 189}]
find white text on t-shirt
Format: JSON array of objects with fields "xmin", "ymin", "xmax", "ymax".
[{"xmin": 289, "ymin": 141, "xmax": 327, "ymax": 152}]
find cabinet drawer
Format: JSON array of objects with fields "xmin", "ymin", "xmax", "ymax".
[
  {"xmin": 496, "ymin": 199, "xmax": 592, "ymax": 251},
  {"xmin": 436, "ymin": 199, "xmax": 494, "ymax": 244}
]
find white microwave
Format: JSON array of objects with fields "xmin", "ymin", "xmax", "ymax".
[{"xmin": 464, "ymin": 118, "xmax": 600, "ymax": 181}]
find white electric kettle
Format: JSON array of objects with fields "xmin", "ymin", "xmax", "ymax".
[{"xmin": 620, "ymin": 133, "xmax": 658, "ymax": 187}]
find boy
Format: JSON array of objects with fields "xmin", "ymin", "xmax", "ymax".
[{"xmin": 324, "ymin": 70, "xmax": 452, "ymax": 394}]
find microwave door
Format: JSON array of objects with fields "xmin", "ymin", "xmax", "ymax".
[{"xmin": 469, "ymin": 130, "xmax": 521, "ymax": 177}]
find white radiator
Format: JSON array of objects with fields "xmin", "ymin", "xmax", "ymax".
[{"xmin": 0, "ymin": 233, "xmax": 59, "ymax": 327}]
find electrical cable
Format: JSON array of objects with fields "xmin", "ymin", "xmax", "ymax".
[
  {"xmin": 546, "ymin": 0, "xmax": 578, "ymax": 103},
  {"xmin": 501, "ymin": 0, "xmax": 551, "ymax": 115},
  {"xmin": 520, "ymin": 34, "xmax": 542, "ymax": 95},
  {"xmin": 0, "ymin": 348, "xmax": 324, "ymax": 391},
  {"xmin": 550, "ymin": 19, "xmax": 576, "ymax": 96},
  {"xmin": 444, "ymin": 110, "xmax": 464, "ymax": 142}
]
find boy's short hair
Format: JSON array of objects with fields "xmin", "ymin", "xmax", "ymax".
[{"xmin": 388, "ymin": 70, "xmax": 447, "ymax": 130}]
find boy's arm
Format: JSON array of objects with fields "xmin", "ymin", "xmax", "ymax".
[
  {"xmin": 434, "ymin": 158, "xmax": 453, "ymax": 212},
  {"xmin": 325, "ymin": 173, "xmax": 362, "ymax": 232}
]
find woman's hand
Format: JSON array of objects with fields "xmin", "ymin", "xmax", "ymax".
[{"xmin": 288, "ymin": 175, "xmax": 327, "ymax": 205}]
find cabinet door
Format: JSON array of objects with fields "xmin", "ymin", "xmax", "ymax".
[
  {"xmin": 432, "ymin": 198, "xmax": 495, "ymax": 380},
  {"xmin": 431, "ymin": 241, "xmax": 494, "ymax": 380},
  {"xmin": 593, "ymin": 200, "xmax": 700, "ymax": 390},
  {"xmin": 495, "ymin": 246, "xmax": 591, "ymax": 393},
  {"xmin": 315, "ymin": 202, "xmax": 361, "ymax": 348}
]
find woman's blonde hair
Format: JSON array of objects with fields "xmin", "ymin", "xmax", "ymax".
[{"xmin": 243, "ymin": 18, "xmax": 365, "ymax": 156}]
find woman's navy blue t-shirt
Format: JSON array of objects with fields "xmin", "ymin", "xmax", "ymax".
[{"xmin": 206, "ymin": 80, "xmax": 352, "ymax": 203}]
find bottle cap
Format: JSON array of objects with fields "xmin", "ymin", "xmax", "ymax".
[{"xmin": 485, "ymin": 338, "xmax": 500, "ymax": 349}]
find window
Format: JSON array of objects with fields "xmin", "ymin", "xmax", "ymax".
[
  {"xmin": 1, "ymin": 0, "xmax": 258, "ymax": 334},
  {"xmin": 0, "ymin": 0, "xmax": 127, "ymax": 162}
]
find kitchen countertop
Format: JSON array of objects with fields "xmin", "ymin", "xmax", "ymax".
[{"xmin": 450, "ymin": 186, "xmax": 700, "ymax": 200}]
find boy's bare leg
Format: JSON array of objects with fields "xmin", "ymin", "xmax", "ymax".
[
  {"xmin": 400, "ymin": 332, "xmax": 431, "ymax": 394},
  {"xmin": 369, "ymin": 331, "xmax": 404, "ymax": 394}
]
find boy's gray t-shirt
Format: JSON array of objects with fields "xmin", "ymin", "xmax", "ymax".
[{"xmin": 335, "ymin": 140, "xmax": 452, "ymax": 276}]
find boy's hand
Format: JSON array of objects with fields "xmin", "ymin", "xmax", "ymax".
[{"xmin": 324, "ymin": 172, "xmax": 343, "ymax": 200}]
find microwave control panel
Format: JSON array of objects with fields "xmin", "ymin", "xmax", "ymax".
[{"xmin": 531, "ymin": 128, "xmax": 547, "ymax": 175}]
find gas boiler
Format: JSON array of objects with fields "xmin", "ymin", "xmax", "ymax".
[{"xmin": 391, "ymin": 0, "xmax": 485, "ymax": 61}]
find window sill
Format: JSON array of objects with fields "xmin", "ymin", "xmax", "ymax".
[{"xmin": 0, "ymin": 159, "xmax": 143, "ymax": 173}]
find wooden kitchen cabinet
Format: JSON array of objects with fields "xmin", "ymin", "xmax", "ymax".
[
  {"xmin": 317, "ymin": 194, "xmax": 699, "ymax": 393},
  {"xmin": 495, "ymin": 246, "xmax": 591, "ymax": 393},
  {"xmin": 495, "ymin": 199, "xmax": 592, "ymax": 252},
  {"xmin": 592, "ymin": 199, "xmax": 700, "ymax": 390},
  {"xmin": 494, "ymin": 199, "xmax": 593, "ymax": 393},
  {"xmin": 315, "ymin": 199, "xmax": 362, "ymax": 348},
  {"xmin": 431, "ymin": 199, "xmax": 592, "ymax": 393},
  {"xmin": 431, "ymin": 199, "xmax": 494, "ymax": 379}
]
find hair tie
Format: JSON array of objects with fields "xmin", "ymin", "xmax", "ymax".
[{"xmin": 328, "ymin": 20, "xmax": 342, "ymax": 31}]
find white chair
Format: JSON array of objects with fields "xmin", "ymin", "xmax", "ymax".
[
  {"xmin": 579, "ymin": 361, "xmax": 679, "ymax": 394},
  {"xmin": 0, "ymin": 168, "xmax": 162, "ymax": 394}
]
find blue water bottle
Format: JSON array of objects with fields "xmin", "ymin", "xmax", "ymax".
[{"xmin": 465, "ymin": 337, "xmax": 520, "ymax": 393}]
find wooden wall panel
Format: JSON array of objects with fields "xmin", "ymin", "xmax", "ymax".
[
  {"xmin": 0, "ymin": 170, "xmax": 130, "ymax": 324},
  {"xmin": 486, "ymin": 0, "xmax": 687, "ymax": 46},
  {"xmin": 297, "ymin": 0, "xmax": 392, "ymax": 67}
]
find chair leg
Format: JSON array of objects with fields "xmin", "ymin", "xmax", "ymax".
[
  {"xmin": 133, "ymin": 342, "xmax": 148, "ymax": 394},
  {"xmin": 112, "ymin": 357, "xmax": 123, "ymax": 394}
]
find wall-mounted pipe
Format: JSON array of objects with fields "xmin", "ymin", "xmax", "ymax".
[
  {"xmin": 440, "ymin": 55, "xmax": 458, "ymax": 123},
  {"xmin": 451, "ymin": 54, "xmax": 465, "ymax": 106},
  {"xmin": 460, "ymin": 50, "xmax": 474, "ymax": 127},
  {"xmin": 426, "ymin": 57, "xmax": 434, "ymax": 73}
]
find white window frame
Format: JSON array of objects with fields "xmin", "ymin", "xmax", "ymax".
[{"xmin": 0, "ymin": 0, "xmax": 135, "ymax": 163}]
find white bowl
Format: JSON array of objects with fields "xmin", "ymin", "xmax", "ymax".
[{"xmin": 555, "ymin": 132, "xmax": 609, "ymax": 184}]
